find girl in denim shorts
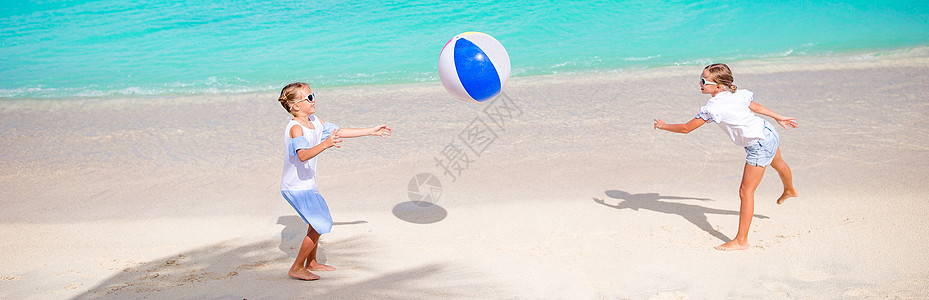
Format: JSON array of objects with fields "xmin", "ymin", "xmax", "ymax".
[{"xmin": 653, "ymin": 63, "xmax": 799, "ymax": 251}]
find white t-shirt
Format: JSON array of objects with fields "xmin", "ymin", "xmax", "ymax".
[
  {"xmin": 280, "ymin": 115, "xmax": 324, "ymax": 191},
  {"xmin": 695, "ymin": 89, "xmax": 766, "ymax": 147}
]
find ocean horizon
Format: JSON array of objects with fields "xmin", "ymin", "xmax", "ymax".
[{"xmin": 2, "ymin": 0, "xmax": 928, "ymax": 99}]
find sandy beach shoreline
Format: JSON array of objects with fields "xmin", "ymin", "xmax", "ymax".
[{"xmin": 2, "ymin": 49, "xmax": 929, "ymax": 299}]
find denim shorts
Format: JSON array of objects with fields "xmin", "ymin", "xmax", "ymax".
[{"xmin": 744, "ymin": 121, "xmax": 780, "ymax": 167}]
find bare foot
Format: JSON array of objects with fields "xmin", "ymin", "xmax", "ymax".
[
  {"xmin": 288, "ymin": 267, "xmax": 320, "ymax": 281},
  {"xmin": 715, "ymin": 240, "xmax": 749, "ymax": 251},
  {"xmin": 307, "ymin": 262, "xmax": 336, "ymax": 271},
  {"xmin": 777, "ymin": 190, "xmax": 798, "ymax": 205}
]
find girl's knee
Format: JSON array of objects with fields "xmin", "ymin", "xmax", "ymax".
[
  {"xmin": 772, "ymin": 160, "xmax": 791, "ymax": 172},
  {"xmin": 739, "ymin": 184, "xmax": 758, "ymax": 199},
  {"xmin": 306, "ymin": 225, "xmax": 320, "ymax": 237}
]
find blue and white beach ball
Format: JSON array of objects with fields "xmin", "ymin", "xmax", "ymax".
[{"xmin": 438, "ymin": 32, "xmax": 510, "ymax": 103}]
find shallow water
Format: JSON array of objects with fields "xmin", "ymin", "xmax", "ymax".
[{"xmin": 2, "ymin": 0, "xmax": 928, "ymax": 98}]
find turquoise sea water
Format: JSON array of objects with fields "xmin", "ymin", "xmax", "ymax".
[{"xmin": 2, "ymin": 0, "xmax": 928, "ymax": 99}]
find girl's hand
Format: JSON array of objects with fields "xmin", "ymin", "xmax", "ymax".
[
  {"xmin": 323, "ymin": 129, "xmax": 343, "ymax": 148},
  {"xmin": 653, "ymin": 119, "xmax": 667, "ymax": 130},
  {"xmin": 775, "ymin": 117, "xmax": 799, "ymax": 130},
  {"xmin": 371, "ymin": 125, "xmax": 392, "ymax": 138}
]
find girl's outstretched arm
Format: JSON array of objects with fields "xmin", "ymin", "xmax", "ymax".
[
  {"xmin": 749, "ymin": 102, "xmax": 799, "ymax": 129},
  {"xmin": 654, "ymin": 117, "xmax": 707, "ymax": 134},
  {"xmin": 335, "ymin": 125, "xmax": 392, "ymax": 138}
]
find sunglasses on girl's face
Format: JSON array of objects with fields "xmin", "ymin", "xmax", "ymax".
[
  {"xmin": 700, "ymin": 77, "xmax": 717, "ymax": 85},
  {"xmin": 290, "ymin": 92, "xmax": 315, "ymax": 110},
  {"xmin": 301, "ymin": 92, "xmax": 316, "ymax": 103}
]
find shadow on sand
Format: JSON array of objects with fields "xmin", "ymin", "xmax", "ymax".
[
  {"xmin": 73, "ymin": 215, "xmax": 493, "ymax": 299},
  {"xmin": 392, "ymin": 201, "xmax": 447, "ymax": 224},
  {"xmin": 593, "ymin": 190, "xmax": 768, "ymax": 242}
]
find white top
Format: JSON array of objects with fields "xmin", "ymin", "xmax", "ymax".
[
  {"xmin": 695, "ymin": 89, "xmax": 766, "ymax": 147},
  {"xmin": 280, "ymin": 115, "xmax": 323, "ymax": 191}
]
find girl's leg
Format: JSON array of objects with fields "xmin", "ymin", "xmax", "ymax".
[
  {"xmin": 289, "ymin": 226, "xmax": 321, "ymax": 281},
  {"xmin": 769, "ymin": 148, "xmax": 798, "ymax": 204},
  {"xmin": 716, "ymin": 163, "xmax": 765, "ymax": 251},
  {"xmin": 304, "ymin": 228, "xmax": 335, "ymax": 271}
]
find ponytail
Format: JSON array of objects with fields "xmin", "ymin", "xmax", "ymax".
[{"xmin": 278, "ymin": 95, "xmax": 290, "ymax": 111}]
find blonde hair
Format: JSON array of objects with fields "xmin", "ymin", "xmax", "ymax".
[
  {"xmin": 278, "ymin": 82, "xmax": 310, "ymax": 113},
  {"xmin": 704, "ymin": 63, "xmax": 737, "ymax": 93}
]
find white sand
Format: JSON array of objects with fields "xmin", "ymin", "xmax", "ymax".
[{"xmin": 2, "ymin": 48, "xmax": 929, "ymax": 299}]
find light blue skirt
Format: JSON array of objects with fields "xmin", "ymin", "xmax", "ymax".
[{"xmin": 281, "ymin": 189, "xmax": 333, "ymax": 234}]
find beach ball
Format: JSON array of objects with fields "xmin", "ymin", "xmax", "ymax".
[{"xmin": 438, "ymin": 32, "xmax": 510, "ymax": 103}]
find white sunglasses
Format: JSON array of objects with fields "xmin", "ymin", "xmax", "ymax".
[
  {"xmin": 700, "ymin": 77, "xmax": 718, "ymax": 85},
  {"xmin": 290, "ymin": 92, "xmax": 316, "ymax": 110}
]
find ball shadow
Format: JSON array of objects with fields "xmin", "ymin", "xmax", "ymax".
[{"xmin": 392, "ymin": 201, "xmax": 447, "ymax": 224}]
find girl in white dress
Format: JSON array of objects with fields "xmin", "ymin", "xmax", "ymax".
[
  {"xmin": 277, "ymin": 82, "xmax": 391, "ymax": 280},
  {"xmin": 653, "ymin": 64, "xmax": 799, "ymax": 251}
]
